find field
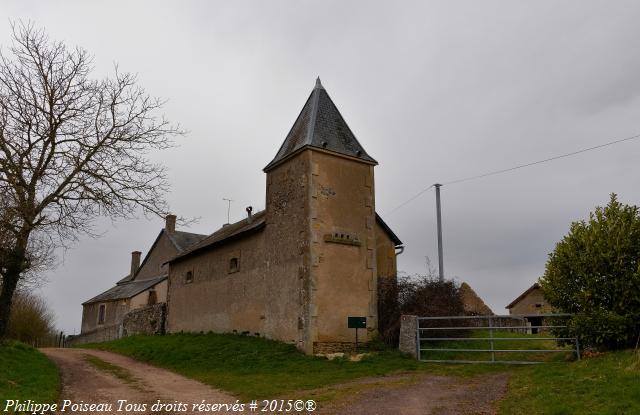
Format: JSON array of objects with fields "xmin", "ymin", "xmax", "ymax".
[
  {"xmin": 83, "ymin": 333, "xmax": 499, "ymax": 400},
  {"xmin": 84, "ymin": 333, "xmax": 640, "ymax": 413},
  {"xmin": 0, "ymin": 341, "xmax": 59, "ymax": 402}
]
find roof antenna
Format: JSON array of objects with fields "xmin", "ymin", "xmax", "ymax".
[{"xmin": 222, "ymin": 198, "xmax": 233, "ymax": 224}]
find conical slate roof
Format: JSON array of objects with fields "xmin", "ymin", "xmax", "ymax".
[{"xmin": 264, "ymin": 78, "xmax": 377, "ymax": 171}]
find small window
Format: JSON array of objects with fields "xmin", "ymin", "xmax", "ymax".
[
  {"xmin": 185, "ymin": 271, "xmax": 194, "ymax": 284},
  {"xmin": 147, "ymin": 290, "xmax": 157, "ymax": 305},
  {"xmin": 97, "ymin": 304, "xmax": 106, "ymax": 325},
  {"xmin": 229, "ymin": 257, "xmax": 239, "ymax": 273},
  {"xmin": 535, "ymin": 303, "xmax": 543, "ymax": 308}
]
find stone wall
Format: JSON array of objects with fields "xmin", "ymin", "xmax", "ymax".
[
  {"xmin": 122, "ymin": 303, "xmax": 166, "ymax": 336},
  {"xmin": 313, "ymin": 341, "xmax": 357, "ymax": 355},
  {"xmin": 67, "ymin": 324, "xmax": 121, "ymax": 346},
  {"xmin": 399, "ymin": 315, "xmax": 418, "ymax": 358}
]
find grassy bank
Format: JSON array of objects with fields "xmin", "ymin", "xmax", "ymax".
[
  {"xmin": 84, "ymin": 333, "xmax": 500, "ymax": 399},
  {"xmin": 499, "ymin": 350, "xmax": 640, "ymax": 414},
  {"xmin": 0, "ymin": 341, "xmax": 59, "ymax": 402},
  {"xmin": 85, "ymin": 333, "xmax": 640, "ymax": 413}
]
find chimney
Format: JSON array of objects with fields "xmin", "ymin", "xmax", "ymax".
[
  {"xmin": 130, "ymin": 251, "xmax": 141, "ymax": 277},
  {"xmin": 246, "ymin": 206, "xmax": 253, "ymax": 223},
  {"xmin": 165, "ymin": 214, "xmax": 176, "ymax": 234}
]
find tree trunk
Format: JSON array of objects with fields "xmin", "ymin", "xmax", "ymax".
[{"xmin": 0, "ymin": 235, "xmax": 29, "ymax": 340}]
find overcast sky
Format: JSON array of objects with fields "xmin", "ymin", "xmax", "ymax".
[{"xmin": 3, "ymin": 1, "xmax": 639, "ymax": 334}]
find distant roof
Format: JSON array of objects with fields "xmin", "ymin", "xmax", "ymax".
[
  {"xmin": 83, "ymin": 275, "xmax": 166, "ymax": 305},
  {"xmin": 505, "ymin": 283, "xmax": 541, "ymax": 309},
  {"xmin": 459, "ymin": 282, "xmax": 494, "ymax": 316},
  {"xmin": 117, "ymin": 229, "xmax": 208, "ymax": 284},
  {"xmin": 264, "ymin": 78, "xmax": 377, "ymax": 171},
  {"xmin": 169, "ymin": 210, "xmax": 267, "ymax": 263},
  {"xmin": 375, "ymin": 213, "xmax": 402, "ymax": 246},
  {"xmin": 168, "ymin": 230, "xmax": 209, "ymax": 251}
]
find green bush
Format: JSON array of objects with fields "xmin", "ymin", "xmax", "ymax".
[{"xmin": 540, "ymin": 194, "xmax": 640, "ymax": 350}]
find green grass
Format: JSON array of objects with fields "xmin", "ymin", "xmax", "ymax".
[
  {"xmin": 83, "ymin": 333, "xmax": 503, "ymax": 399},
  {"xmin": 83, "ymin": 354, "xmax": 142, "ymax": 389},
  {"xmin": 84, "ymin": 332, "xmax": 640, "ymax": 413},
  {"xmin": 419, "ymin": 330, "xmax": 576, "ymax": 363},
  {"xmin": 0, "ymin": 341, "xmax": 59, "ymax": 402},
  {"xmin": 499, "ymin": 350, "xmax": 640, "ymax": 414}
]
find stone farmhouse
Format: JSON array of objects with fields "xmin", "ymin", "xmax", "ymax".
[
  {"xmin": 79, "ymin": 216, "xmax": 207, "ymax": 342},
  {"xmin": 76, "ymin": 79, "xmax": 403, "ymax": 354}
]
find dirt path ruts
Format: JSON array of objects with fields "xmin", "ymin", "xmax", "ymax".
[
  {"xmin": 40, "ymin": 348, "xmax": 239, "ymax": 414},
  {"xmin": 319, "ymin": 372, "xmax": 510, "ymax": 415},
  {"xmin": 42, "ymin": 348, "xmax": 508, "ymax": 415}
]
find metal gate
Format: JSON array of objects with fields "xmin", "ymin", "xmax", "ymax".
[{"xmin": 417, "ymin": 313, "xmax": 580, "ymax": 364}]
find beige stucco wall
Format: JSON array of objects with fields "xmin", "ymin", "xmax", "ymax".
[
  {"xmin": 80, "ymin": 299, "xmax": 129, "ymax": 333},
  {"xmin": 308, "ymin": 150, "xmax": 377, "ymax": 349},
  {"xmin": 135, "ymin": 232, "xmax": 178, "ymax": 280},
  {"xmin": 166, "ymin": 231, "xmax": 270, "ymax": 336},
  {"xmin": 508, "ymin": 287, "xmax": 552, "ymax": 315},
  {"xmin": 129, "ymin": 280, "xmax": 168, "ymax": 310},
  {"xmin": 167, "ymin": 151, "xmax": 310, "ymax": 347},
  {"xmin": 375, "ymin": 222, "xmax": 397, "ymax": 280}
]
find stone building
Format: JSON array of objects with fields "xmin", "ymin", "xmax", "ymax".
[
  {"xmin": 165, "ymin": 79, "xmax": 403, "ymax": 354},
  {"xmin": 506, "ymin": 283, "xmax": 552, "ymax": 333},
  {"xmin": 505, "ymin": 283, "xmax": 551, "ymax": 315},
  {"xmin": 79, "ymin": 215, "xmax": 207, "ymax": 340}
]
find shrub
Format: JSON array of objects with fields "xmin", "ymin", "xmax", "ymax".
[
  {"xmin": 378, "ymin": 274, "xmax": 467, "ymax": 345},
  {"xmin": 540, "ymin": 194, "xmax": 640, "ymax": 350},
  {"xmin": 7, "ymin": 292, "xmax": 56, "ymax": 346}
]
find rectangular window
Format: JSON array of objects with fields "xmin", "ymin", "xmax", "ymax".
[
  {"xmin": 229, "ymin": 257, "xmax": 239, "ymax": 273},
  {"xmin": 97, "ymin": 304, "xmax": 106, "ymax": 325}
]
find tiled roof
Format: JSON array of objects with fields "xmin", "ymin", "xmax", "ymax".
[
  {"xmin": 167, "ymin": 230, "xmax": 209, "ymax": 252},
  {"xmin": 116, "ymin": 229, "xmax": 208, "ymax": 285},
  {"xmin": 505, "ymin": 283, "xmax": 541, "ymax": 309},
  {"xmin": 168, "ymin": 210, "xmax": 267, "ymax": 263},
  {"xmin": 264, "ymin": 78, "xmax": 377, "ymax": 171},
  {"xmin": 83, "ymin": 275, "xmax": 166, "ymax": 305}
]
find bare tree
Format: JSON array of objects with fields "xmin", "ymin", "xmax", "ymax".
[{"xmin": 0, "ymin": 22, "xmax": 182, "ymax": 338}]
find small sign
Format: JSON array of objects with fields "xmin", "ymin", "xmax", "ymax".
[{"xmin": 348, "ymin": 316, "xmax": 367, "ymax": 329}]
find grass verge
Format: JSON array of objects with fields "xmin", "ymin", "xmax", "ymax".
[
  {"xmin": 83, "ymin": 354, "xmax": 144, "ymax": 391},
  {"xmin": 83, "ymin": 332, "xmax": 504, "ymax": 400},
  {"xmin": 0, "ymin": 341, "xmax": 59, "ymax": 402},
  {"xmin": 499, "ymin": 350, "xmax": 640, "ymax": 414}
]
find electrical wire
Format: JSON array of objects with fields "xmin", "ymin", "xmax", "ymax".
[{"xmin": 384, "ymin": 132, "xmax": 640, "ymax": 215}]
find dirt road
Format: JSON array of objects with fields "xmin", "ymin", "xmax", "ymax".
[
  {"xmin": 41, "ymin": 348, "xmax": 239, "ymax": 414},
  {"xmin": 318, "ymin": 372, "xmax": 509, "ymax": 415},
  {"xmin": 42, "ymin": 348, "xmax": 508, "ymax": 415}
]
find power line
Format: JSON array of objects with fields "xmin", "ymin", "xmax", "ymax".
[
  {"xmin": 443, "ymin": 132, "xmax": 640, "ymax": 186},
  {"xmin": 385, "ymin": 131, "xmax": 640, "ymax": 215},
  {"xmin": 386, "ymin": 184, "xmax": 434, "ymax": 215}
]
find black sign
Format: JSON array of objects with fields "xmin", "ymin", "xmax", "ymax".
[{"xmin": 348, "ymin": 316, "xmax": 367, "ymax": 329}]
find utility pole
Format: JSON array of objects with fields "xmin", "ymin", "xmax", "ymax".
[
  {"xmin": 222, "ymin": 198, "xmax": 233, "ymax": 224},
  {"xmin": 434, "ymin": 183, "xmax": 444, "ymax": 281}
]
